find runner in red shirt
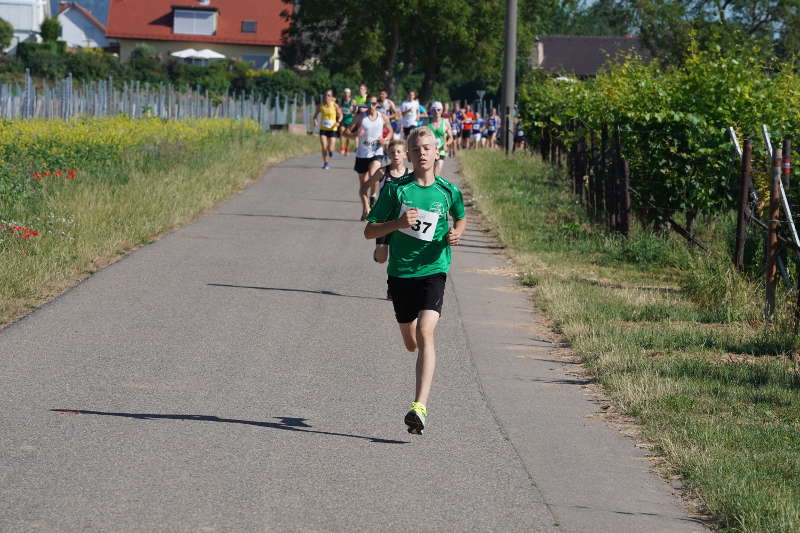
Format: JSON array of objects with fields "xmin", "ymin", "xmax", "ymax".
[{"xmin": 461, "ymin": 104, "xmax": 475, "ymax": 149}]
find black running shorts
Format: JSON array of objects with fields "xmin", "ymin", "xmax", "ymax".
[
  {"xmin": 354, "ymin": 156, "xmax": 382, "ymax": 174},
  {"xmin": 320, "ymin": 130, "xmax": 336, "ymax": 138},
  {"xmin": 387, "ymin": 273, "xmax": 446, "ymax": 323},
  {"xmin": 403, "ymin": 126, "xmax": 415, "ymax": 138},
  {"xmin": 461, "ymin": 129, "xmax": 471, "ymax": 139}
]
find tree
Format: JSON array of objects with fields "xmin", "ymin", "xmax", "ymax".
[
  {"xmin": 40, "ymin": 17, "xmax": 62, "ymax": 43},
  {"xmin": 629, "ymin": 0, "xmax": 800, "ymax": 63},
  {"xmin": 281, "ymin": 0, "xmax": 504, "ymax": 101},
  {"xmin": 0, "ymin": 17, "xmax": 12, "ymax": 53},
  {"xmin": 541, "ymin": 0, "xmax": 635, "ymax": 35}
]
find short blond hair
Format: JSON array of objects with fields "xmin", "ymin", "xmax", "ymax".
[{"xmin": 406, "ymin": 126, "xmax": 435, "ymax": 151}]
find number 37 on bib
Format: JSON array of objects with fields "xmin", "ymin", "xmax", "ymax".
[{"xmin": 399, "ymin": 205, "xmax": 440, "ymax": 242}]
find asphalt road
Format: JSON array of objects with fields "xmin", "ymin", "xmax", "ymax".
[{"xmin": 0, "ymin": 152, "xmax": 707, "ymax": 532}]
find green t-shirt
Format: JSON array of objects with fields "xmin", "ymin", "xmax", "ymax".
[
  {"xmin": 340, "ymin": 98, "xmax": 354, "ymax": 124},
  {"xmin": 366, "ymin": 173, "xmax": 465, "ymax": 278}
]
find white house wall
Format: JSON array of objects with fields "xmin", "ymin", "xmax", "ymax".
[
  {"xmin": 58, "ymin": 8, "xmax": 108, "ymax": 48},
  {"xmin": 0, "ymin": 0, "xmax": 51, "ymax": 53}
]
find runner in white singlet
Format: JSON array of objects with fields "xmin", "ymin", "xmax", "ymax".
[{"xmin": 347, "ymin": 95, "xmax": 392, "ymax": 220}]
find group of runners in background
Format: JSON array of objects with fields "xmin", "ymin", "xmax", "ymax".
[
  {"xmin": 313, "ymin": 85, "xmax": 523, "ymax": 164},
  {"xmin": 313, "ymin": 84, "xmax": 525, "ymax": 219}
]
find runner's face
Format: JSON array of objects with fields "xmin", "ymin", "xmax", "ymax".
[
  {"xmin": 409, "ymin": 136, "xmax": 436, "ymax": 171},
  {"xmin": 390, "ymin": 146, "xmax": 406, "ymax": 167}
]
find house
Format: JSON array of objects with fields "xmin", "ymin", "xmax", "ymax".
[
  {"xmin": 531, "ymin": 35, "xmax": 651, "ymax": 78},
  {"xmin": 57, "ymin": 1, "xmax": 110, "ymax": 49},
  {"xmin": 0, "ymin": 0, "xmax": 50, "ymax": 54},
  {"xmin": 105, "ymin": 0, "xmax": 290, "ymax": 70}
]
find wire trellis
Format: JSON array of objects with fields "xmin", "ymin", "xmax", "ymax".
[{"xmin": 0, "ymin": 70, "xmax": 317, "ymax": 131}]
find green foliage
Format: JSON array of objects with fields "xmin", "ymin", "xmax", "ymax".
[
  {"xmin": 518, "ymin": 42, "xmax": 800, "ymax": 227},
  {"xmin": 129, "ymin": 43, "xmax": 157, "ymax": 60},
  {"xmin": 542, "ymin": 0, "xmax": 634, "ymax": 35},
  {"xmin": 0, "ymin": 16, "xmax": 12, "ymax": 51},
  {"xmin": 15, "ymin": 41, "xmax": 66, "ymax": 63},
  {"xmin": 282, "ymin": 0, "xmax": 504, "ymax": 100},
  {"xmin": 39, "ymin": 16, "xmax": 62, "ymax": 43},
  {"xmin": 65, "ymin": 49, "xmax": 122, "ymax": 81},
  {"xmin": 26, "ymin": 48, "xmax": 67, "ymax": 79},
  {"xmin": 631, "ymin": 0, "xmax": 800, "ymax": 64},
  {"xmin": 0, "ymin": 55, "xmax": 24, "ymax": 81}
]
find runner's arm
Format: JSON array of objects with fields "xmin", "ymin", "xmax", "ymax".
[
  {"xmin": 447, "ymin": 216, "xmax": 467, "ymax": 245},
  {"xmin": 364, "ymin": 209, "xmax": 417, "ymax": 239},
  {"xmin": 382, "ymin": 114, "xmax": 392, "ymax": 141},
  {"xmin": 347, "ymin": 115, "xmax": 363, "ymax": 138},
  {"xmin": 336, "ymin": 104, "xmax": 343, "ymax": 124},
  {"xmin": 362, "ymin": 167, "xmax": 385, "ymax": 193}
]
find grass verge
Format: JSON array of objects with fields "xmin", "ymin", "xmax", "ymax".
[
  {"xmin": 458, "ymin": 150, "xmax": 800, "ymax": 533},
  {"xmin": 0, "ymin": 129, "xmax": 317, "ymax": 327}
]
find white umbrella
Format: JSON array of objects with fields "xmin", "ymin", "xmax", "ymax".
[
  {"xmin": 195, "ymin": 49, "xmax": 226, "ymax": 60},
  {"xmin": 170, "ymin": 48, "xmax": 198, "ymax": 59}
]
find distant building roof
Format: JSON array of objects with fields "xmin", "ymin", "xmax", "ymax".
[
  {"xmin": 532, "ymin": 35, "xmax": 650, "ymax": 77},
  {"xmin": 105, "ymin": 0, "xmax": 290, "ymax": 46},
  {"xmin": 59, "ymin": 2, "xmax": 105, "ymax": 33}
]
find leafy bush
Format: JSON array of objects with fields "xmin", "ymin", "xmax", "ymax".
[
  {"xmin": 129, "ymin": 43, "xmax": 157, "ymax": 60},
  {"xmin": 25, "ymin": 48, "xmax": 67, "ymax": 79},
  {"xmin": 39, "ymin": 17, "xmax": 62, "ymax": 43},
  {"xmin": 517, "ymin": 42, "xmax": 797, "ymax": 228},
  {"xmin": 0, "ymin": 16, "xmax": 12, "ymax": 51},
  {"xmin": 65, "ymin": 49, "xmax": 122, "ymax": 81},
  {"xmin": 16, "ymin": 41, "xmax": 66, "ymax": 63},
  {"xmin": 0, "ymin": 54, "xmax": 23, "ymax": 75}
]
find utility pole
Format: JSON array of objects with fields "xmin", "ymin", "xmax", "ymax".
[{"xmin": 501, "ymin": 0, "xmax": 517, "ymax": 154}]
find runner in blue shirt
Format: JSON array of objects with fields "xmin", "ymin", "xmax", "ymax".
[{"xmin": 417, "ymin": 104, "xmax": 429, "ymax": 126}]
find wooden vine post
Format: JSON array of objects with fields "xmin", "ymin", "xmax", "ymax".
[
  {"xmin": 735, "ymin": 139, "xmax": 752, "ymax": 269},
  {"xmin": 766, "ymin": 147, "xmax": 783, "ymax": 318}
]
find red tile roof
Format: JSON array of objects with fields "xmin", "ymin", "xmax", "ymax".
[{"xmin": 106, "ymin": 0, "xmax": 290, "ymax": 46}]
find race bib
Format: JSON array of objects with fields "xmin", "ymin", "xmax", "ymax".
[
  {"xmin": 322, "ymin": 118, "xmax": 335, "ymax": 129},
  {"xmin": 399, "ymin": 205, "xmax": 440, "ymax": 242}
]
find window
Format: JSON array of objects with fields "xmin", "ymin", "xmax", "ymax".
[
  {"xmin": 173, "ymin": 9, "xmax": 216, "ymax": 36},
  {"xmin": 242, "ymin": 55, "xmax": 269, "ymax": 70},
  {"xmin": 241, "ymin": 20, "xmax": 257, "ymax": 33}
]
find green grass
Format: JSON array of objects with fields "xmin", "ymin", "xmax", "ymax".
[
  {"xmin": 0, "ymin": 130, "xmax": 317, "ymax": 326},
  {"xmin": 459, "ymin": 150, "xmax": 800, "ymax": 533}
]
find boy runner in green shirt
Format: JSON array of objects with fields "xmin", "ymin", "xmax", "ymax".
[{"xmin": 364, "ymin": 126, "xmax": 467, "ymax": 434}]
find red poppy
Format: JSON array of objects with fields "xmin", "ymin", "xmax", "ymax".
[{"xmin": 56, "ymin": 170, "xmax": 63, "ymax": 177}]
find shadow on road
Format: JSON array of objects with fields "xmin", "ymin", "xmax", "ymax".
[
  {"xmin": 51, "ymin": 410, "xmax": 407, "ymax": 444},
  {"xmin": 208, "ymin": 283, "xmax": 387, "ymax": 301},
  {"xmin": 217, "ymin": 213, "xmax": 357, "ymax": 223},
  {"xmin": 457, "ymin": 243, "xmax": 505, "ymax": 250}
]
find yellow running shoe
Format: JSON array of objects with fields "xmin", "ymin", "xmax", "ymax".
[{"xmin": 405, "ymin": 402, "xmax": 427, "ymax": 435}]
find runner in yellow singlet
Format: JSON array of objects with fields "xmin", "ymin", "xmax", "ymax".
[
  {"xmin": 354, "ymin": 83, "xmax": 368, "ymax": 106},
  {"xmin": 313, "ymin": 89, "xmax": 342, "ymax": 170}
]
